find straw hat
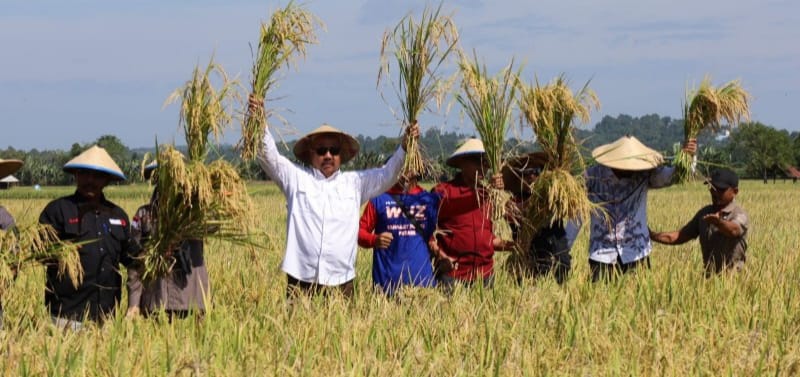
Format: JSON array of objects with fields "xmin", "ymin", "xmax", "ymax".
[
  {"xmin": 0, "ymin": 159, "xmax": 23, "ymax": 180},
  {"xmin": 293, "ymin": 124, "xmax": 360, "ymax": 164},
  {"xmin": 502, "ymin": 152, "xmax": 547, "ymax": 192},
  {"xmin": 143, "ymin": 161, "xmax": 158, "ymax": 180},
  {"xmin": 446, "ymin": 138, "xmax": 486, "ymax": 168},
  {"xmin": 591, "ymin": 135, "xmax": 663, "ymax": 171},
  {"xmin": 63, "ymin": 145, "xmax": 126, "ymax": 181}
]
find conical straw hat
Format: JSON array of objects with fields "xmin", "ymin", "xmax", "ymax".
[
  {"xmin": 293, "ymin": 124, "xmax": 360, "ymax": 164},
  {"xmin": 0, "ymin": 159, "xmax": 23, "ymax": 180},
  {"xmin": 591, "ymin": 135, "xmax": 663, "ymax": 171},
  {"xmin": 143, "ymin": 161, "xmax": 158, "ymax": 180},
  {"xmin": 446, "ymin": 138, "xmax": 486, "ymax": 168},
  {"xmin": 63, "ymin": 145, "xmax": 126, "ymax": 181}
]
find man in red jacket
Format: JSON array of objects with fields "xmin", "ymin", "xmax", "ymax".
[{"xmin": 430, "ymin": 139, "xmax": 508, "ymax": 292}]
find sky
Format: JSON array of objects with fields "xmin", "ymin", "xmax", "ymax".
[{"xmin": 1, "ymin": 0, "xmax": 798, "ymax": 150}]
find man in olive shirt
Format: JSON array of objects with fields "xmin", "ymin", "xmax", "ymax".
[{"xmin": 650, "ymin": 168, "xmax": 749, "ymax": 275}]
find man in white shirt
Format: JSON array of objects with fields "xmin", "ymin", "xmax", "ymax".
[{"xmin": 253, "ymin": 97, "xmax": 418, "ymax": 298}]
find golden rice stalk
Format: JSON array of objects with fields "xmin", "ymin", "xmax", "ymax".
[
  {"xmin": 513, "ymin": 76, "xmax": 600, "ymax": 273},
  {"xmin": 457, "ymin": 52, "xmax": 520, "ymax": 226},
  {"xmin": 139, "ymin": 145, "xmax": 255, "ymax": 282},
  {"xmin": 518, "ymin": 75, "xmax": 598, "ymax": 171},
  {"xmin": 239, "ymin": 2, "xmax": 322, "ymax": 161},
  {"xmin": 1, "ymin": 224, "xmax": 83, "ymax": 295},
  {"xmin": 379, "ymin": 3, "xmax": 459, "ymax": 175},
  {"xmin": 674, "ymin": 76, "xmax": 751, "ymax": 183},
  {"xmin": 164, "ymin": 59, "xmax": 236, "ymax": 162}
]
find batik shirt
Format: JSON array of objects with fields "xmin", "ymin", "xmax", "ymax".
[{"xmin": 586, "ymin": 165, "xmax": 674, "ymax": 264}]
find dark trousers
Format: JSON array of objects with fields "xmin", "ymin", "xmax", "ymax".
[
  {"xmin": 532, "ymin": 249, "xmax": 572, "ymax": 285},
  {"xmin": 286, "ymin": 275, "xmax": 354, "ymax": 299},
  {"xmin": 589, "ymin": 256, "xmax": 651, "ymax": 282}
]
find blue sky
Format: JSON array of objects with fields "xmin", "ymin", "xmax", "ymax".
[{"xmin": 1, "ymin": 0, "xmax": 798, "ymax": 150}]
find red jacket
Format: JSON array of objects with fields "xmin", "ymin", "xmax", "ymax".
[{"xmin": 433, "ymin": 174, "xmax": 495, "ymax": 281}]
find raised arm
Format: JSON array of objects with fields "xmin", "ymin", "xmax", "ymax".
[
  {"xmin": 251, "ymin": 95, "xmax": 301, "ymax": 193},
  {"xmin": 357, "ymin": 124, "xmax": 418, "ymax": 201}
]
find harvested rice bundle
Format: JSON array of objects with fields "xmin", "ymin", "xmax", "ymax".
[
  {"xmin": 1, "ymin": 224, "xmax": 83, "ymax": 295},
  {"xmin": 512, "ymin": 76, "xmax": 600, "ymax": 275},
  {"xmin": 674, "ymin": 76, "xmax": 751, "ymax": 182},
  {"xmin": 165, "ymin": 60, "xmax": 235, "ymax": 162},
  {"xmin": 379, "ymin": 4, "xmax": 458, "ymax": 176},
  {"xmin": 239, "ymin": 2, "xmax": 321, "ymax": 161},
  {"xmin": 143, "ymin": 62, "xmax": 254, "ymax": 282},
  {"xmin": 457, "ymin": 53, "xmax": 520, "ymax": 226}
]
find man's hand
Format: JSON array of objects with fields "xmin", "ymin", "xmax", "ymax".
[
  {"xmin": 682, "ymin": 138, "xmax": 697, "ymax": 156},
  {"xmin": 402, "ymin": 122, "xmax": 420, "ymax": 152},
  {"xmin": 435, "ymin": 253, "xmax": 458, "ymax": 273},
  {"xmin": 376, "ymin": 232, "xmax": 394, "ymax": 249},
  {"xmin": 248, "ymin": 94, "xmax": 264, "ymax": 119},
  {"xmin": 702, "ymin": 212, "xmax": 722, "ymax": 226},
  {"xmin": 491, "ymin": 174, "xmax": 504, "ymax": 191}
]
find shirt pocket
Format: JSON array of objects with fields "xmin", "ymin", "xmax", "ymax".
[
  {"xmin": 295, "ymin": 187, "xmax": 324, "ymax": 221},
  {"xmin": 331, "ymin": 187, "xmax": 358, "ymax": 223}
]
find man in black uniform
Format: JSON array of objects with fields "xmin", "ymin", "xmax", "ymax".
[{"xmin": 39, "ymin": 146, "xmax": 139, "ymax": 329}]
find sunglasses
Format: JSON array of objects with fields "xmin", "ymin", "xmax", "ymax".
[{"xmin": 314, "ymin": 146, "xmax": 341, "ymax": 156}]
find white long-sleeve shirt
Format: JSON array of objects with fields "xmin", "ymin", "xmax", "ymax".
[{"xmin": 258, "ymin": 129, "xmax": 405, "ymax": 285}]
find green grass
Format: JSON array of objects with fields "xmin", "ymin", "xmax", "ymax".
[{"xmin": 1, "ymin": 181, "xmax": 799, "ymax": 375}]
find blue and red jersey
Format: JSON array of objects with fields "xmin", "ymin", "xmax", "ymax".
[{"xmin": 358, "ymin": 185, "xmax": 440, "ymax": 295}]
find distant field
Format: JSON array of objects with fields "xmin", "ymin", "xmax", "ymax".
[{"xmin": 1, "ymin": 180, "xmax": 799, "ymax": 376}]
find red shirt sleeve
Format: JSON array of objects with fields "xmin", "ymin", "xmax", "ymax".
[{"xmin": 358, "ymin": 201, "xmax": 378, "ymax": 248}]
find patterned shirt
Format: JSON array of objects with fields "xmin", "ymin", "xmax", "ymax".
[{"xmin": 586, "ymin": 165, "xmax": 674, "ymax": 264}]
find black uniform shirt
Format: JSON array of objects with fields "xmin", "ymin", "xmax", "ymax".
[{"xmin": 39, "ymin": 192, "xmax": 139, "ymax": 321}]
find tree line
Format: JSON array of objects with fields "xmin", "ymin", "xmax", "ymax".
[{"xmin": 2, "ymin": 114, "xmax": 799, "ymax": 186}]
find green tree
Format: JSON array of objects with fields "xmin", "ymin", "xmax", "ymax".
[{"xmin": 728, "ymin": 122, "xmax": 793, "ymax": 181}]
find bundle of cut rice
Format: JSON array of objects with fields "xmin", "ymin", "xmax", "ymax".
[
  {"xmin": 142, "ymin": 61, "xmax": 255, "ymax": 282},
  {"xmin": 379, "ymin": 4, "xmax": 459, "ymax": 176},
  {"xmin": 510, "ymin": 75, "xmax": 600, "ymax": 277},
  {"xmin": 239, "ymin": 2, "xmax": 321, "ymax": 162},
  {"xmin": 1, "ymin": 223, "xmax": 83, "ymax": 296},
  {"xmin": 673, "ymin": 76, "xmax": 751, "ymax": 183},
  {"xmin": 456, "ymin": 52, "xmax": 520, "ymax": 230}
]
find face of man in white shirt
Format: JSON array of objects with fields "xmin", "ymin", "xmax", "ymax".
[{"xmin": 310, "ymin": 134, "xmax": 342, "ymax": 178}]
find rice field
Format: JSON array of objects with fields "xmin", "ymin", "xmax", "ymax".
[{"xmin": 1, "ymin": 180, "xmax": 799, "ymax": 376}]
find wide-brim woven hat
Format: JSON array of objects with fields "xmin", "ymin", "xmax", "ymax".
[
  {"xmin": 446, "ymin": 138, "xmax": 486, "ymax": 168},
  {"xmin": 63, "ymin": 145, "xmax": 126, "ymax": 181},
  {"xmin": 293, "ymin": 124, "xmax": 360, "ymax": 164},
  {"xmin": 502, "ymin": 152, "xmax": 548, "ymax": 192},
  {"xmin": 591, "ymin": 135, "xmax": 663, "ymax": 171},
  {"xmin": 0, "ymin": 159, "xmax": 23, "ymax": 180},
  {"xmin": 143, "ymin": 161, "xmax": 158, "ymax": 180}
]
